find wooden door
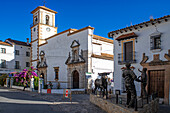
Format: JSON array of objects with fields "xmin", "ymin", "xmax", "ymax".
[
  {"xmin": 73, "ymin": 70, "xmax": 79, "ymax": 89},
  {"xmin": 124, "ymin": 41, "xmax": 133, "ymax": 62},
  {"xmin": 149, "ymin": 70, "xmax": 165, "ymax": 98}
]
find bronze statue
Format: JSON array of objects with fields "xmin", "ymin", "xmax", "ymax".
[
  {"xmin": 138, "ymin": 68, "xmax": 147, "ymax": 98},
  {"xmin": 94, "ymin": 74, "xmax": 108, "ymax": 99},
  {"xmin": 122, "ymin": 63, "xmax": 141, "ymax": 108}
]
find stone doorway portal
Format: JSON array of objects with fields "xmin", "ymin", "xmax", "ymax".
[{"xmin": 72, "ymin": 70, "xmax": 79, "ymax": 89}]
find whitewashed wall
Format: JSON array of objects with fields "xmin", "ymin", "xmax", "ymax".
[
  {"xmin": 13, "ymin": 44, "xmax": 31, "ymax": 70},
  {"xmin": 0, "ymin": 44, "xmax": 14, "ymax": 74}
]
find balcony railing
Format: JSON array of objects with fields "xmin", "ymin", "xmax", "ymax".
[
  {"xmin": 118, "ymin": 51, "xmax": 136, "ymax": 64},
  {"xmin": 150, "ymin": 46, "xmax": 161, "ymax": 50},
  {"xmin": 0, "ymin": 64, "xmax": 7, "ymax": 68}
]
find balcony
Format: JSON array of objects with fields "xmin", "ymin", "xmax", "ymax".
[
  {"xmin": 118, "ymin": 51, "xmax": 136, "ymax": 65},
  {"xmin": 0, "ymin": 64, "xmax": 7, "ymax": 68}
]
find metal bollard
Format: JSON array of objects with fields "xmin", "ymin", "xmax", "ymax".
[
  {"xmin": 116, "ymin": 94, "xmax": 118, "ymax": 104},
  {"xmin": 134, "ymin": 98, "xmax": 138, "ymax": 111}
]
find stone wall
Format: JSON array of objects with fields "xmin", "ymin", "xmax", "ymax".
[{"xmin": 90, "ymin": 94, "xmax": 159, "ymax": 113}]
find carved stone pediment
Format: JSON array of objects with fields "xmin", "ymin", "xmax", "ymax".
[
  {"xmin": 66, "ymin": 40, "xmax": 85, "ymax": 65},
  {"xmin": 37, "ymin": 51, "xmax": 48, "ymax": 68},
  {"xmin": 149, "ymin": 54, "xmax": 167, "ymax": 66},
  {"xmin": 70, "ymin": 40, "xmax": 80, "ymax": 48}
]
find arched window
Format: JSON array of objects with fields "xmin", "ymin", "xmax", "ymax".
[{"xmin": 46, "ymin": 15, "xmax": 49, "ymax": 25}]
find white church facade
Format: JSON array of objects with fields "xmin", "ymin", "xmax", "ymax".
[
  {"xmin": 30, "ymin": 6, "xmax": 114, "ymax": 89},
  {"xmin": 108, "ymin": 15, "xmax": 170, "ymax": 104}
]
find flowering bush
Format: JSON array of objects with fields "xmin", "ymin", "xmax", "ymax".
[
  {"xmin": 14, "ymin": 67, "xmax": 38, "ymax": 79},
  {"xmin": 12, "ymin": 66, "xmax": 38, "ymax": 86}
]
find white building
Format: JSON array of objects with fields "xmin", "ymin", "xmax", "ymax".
[
  {"xmin": 108, "ymin": 15, "xmax": 170, "ymax": 104},
  {"xmin": 0, "ymin": 41, "xmax": 14, "ymax": 74},
  {"xmin": 0, "ymin": 38, "xmax": 31, "ymax": 75},
  {"xmin": 30, "ymin": 6, "xmax": 114, "ymax": 89}
]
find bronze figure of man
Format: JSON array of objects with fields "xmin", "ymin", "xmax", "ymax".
[
  {"xmin": 122, "ymin": 63, "xmax": 141, "ymax": 108},
  {"xmin": 138, "ymin": 68, "xmax": 147, "ymax": 98}
]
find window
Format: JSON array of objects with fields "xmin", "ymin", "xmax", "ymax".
[
  {"xmin": 124, "ymin": 41, "xmax": 133, "ymax": 62},
  {"xmin": 46, "ymin": 15, "xmax": 49, "ymax": 25},
  {"xmin": 34, "ymin": 28, "xmax": 36, "ymax": 32},
  {"xmin": 1, "ymin": 59, "xmax": 6, "ymax": 68},
  {"xmin": 150, "ymin": 36, "xmax": 161, "ymax": 50},
  {"xmin": 118, "ymin": 40, "xmax": 136, "ymax": 64},
  {"xmin": 54, "ymin": 67, "xmax": 59, "ymax": 80},
  {"xmin": 1, "ymin": 48, "xmax": 6, "ymax": 53},
  {"xmin": 15, "ymin": 50, "xmax": 19, "ymax": 55},
  {"xmin": 26, "ymin": 62, "xmax": 30, "ymax": 67},
  {"xmin": 26, "ymin": 52, "xmax": 30, "ymax": 57},
  {"xmin": 34, "ymin": 16, "xmax": 38, "ymax": 24},
  {"xmin": 15, "ymin": 61, "xmax": 20, "ymax": 69}
]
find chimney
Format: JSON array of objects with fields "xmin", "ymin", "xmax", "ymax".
[
  {"xmin": 150, "ymin": 15, "xmax": 154, "ymax": 21},
  {"xmin": 26, "ymin": 38, "xmax": 29, "ymax": 45}
]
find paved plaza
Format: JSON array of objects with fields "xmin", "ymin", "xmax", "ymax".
[
  {"xmin": 0, "ymin": 87, "xmax": 106, "ymax": 113},
  {"xmin": 0, "ymin": 87, "xmax": 170, "ymax": 113}
]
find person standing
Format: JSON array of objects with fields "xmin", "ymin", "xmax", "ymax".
[
  {"xmin": 30, "ymin": 76, "xmax": 34, "ymax": 91},
  {"xmin": 23, "ymin": 80, "xmax": 28, "ymax": 91}
]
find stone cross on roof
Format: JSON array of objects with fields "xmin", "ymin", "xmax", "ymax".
[{"xmin": 43, "ymin": 0, "xmax": 46, "ymax": 6}]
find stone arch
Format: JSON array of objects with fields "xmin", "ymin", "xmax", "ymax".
[{"xmin": 46, "ymin": 15, "xmax": 49, "ymax": 25}]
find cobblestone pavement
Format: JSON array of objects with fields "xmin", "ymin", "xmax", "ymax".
[
  {"xmin": 158, "ymin": 104, "xmax": 170, "ymax": 113},
  {"xmin": 2, "ymin": 87, "xmax": 170, "ymax": 113},
  {"xmin": 6, "ymin": 87, "xmax": 106, "ymax": 113}
]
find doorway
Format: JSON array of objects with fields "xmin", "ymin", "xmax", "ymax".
[
  {"xmin": 72, "ymin": 70, "xmax": 79, "ymax": 89},
  {"xmin": 148, "ymin": 70, "xmax": 165, "ymax": 98}
]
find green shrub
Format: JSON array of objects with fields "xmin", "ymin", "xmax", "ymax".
[
  {"xmin": 0, "ymin": 74, "xmax": 8, "ymax": 86},
  {"xmin": 34, "ymin": 77, "xmax": 39, "ymax": 90}
]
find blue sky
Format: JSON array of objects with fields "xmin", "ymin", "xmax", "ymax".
[{"xmin": 0, "ymin": 0, "xmax": 170, "ymax": 42}]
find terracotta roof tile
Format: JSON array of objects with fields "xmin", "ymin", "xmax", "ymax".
[
  {"xmin": 115, "ymin": 32, "xmax": 137, "ymax": 40},
  {"xmin": 108, "ymin": 15, "xmax": 170, "ymax": 37},
  {"xmin": 6, "ymin": 38, "xmax": 31, "ymax": 47},
  {"xmin": 0, "ymin": 41, "xmax": 12, "ymax": 46}
]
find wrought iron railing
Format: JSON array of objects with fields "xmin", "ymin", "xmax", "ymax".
[
  {"xmin": 0, "ymin": 64, "xmax": 7, "ymax": 68},
  {"xmin": 150, "ymin": 46, "xmax": 161, "ymax": 50},
  {"xmin": 118, "ymin": 51, "xmax": 136, "ymax": 64}
]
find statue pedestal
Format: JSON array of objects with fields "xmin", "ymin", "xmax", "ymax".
[{"xmin": 90, "ymin": 94, "xmax": 159, "ymax": 113}]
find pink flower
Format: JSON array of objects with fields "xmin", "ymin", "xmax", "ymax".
[{"xmin": 16, "ymin": 78, "xmax": 18, "ymax": 82}]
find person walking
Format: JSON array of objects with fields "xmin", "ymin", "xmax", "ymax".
[{"xmin": 23, "ymin": 80, "xmax": 28, "ymax": 91}]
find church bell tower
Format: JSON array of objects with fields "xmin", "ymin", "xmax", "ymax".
[{"xmin": 30, "ymin": 6, "xmax": 57, "ymax": 67}]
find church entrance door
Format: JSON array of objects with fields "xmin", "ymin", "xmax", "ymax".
[
  {"xmin": 73, "ymin": 70, "xmax": 79, "ymax": 89},
  {"xmin": 148, "ymin": 70, "xmax": 165, "ymax": 98}
]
